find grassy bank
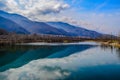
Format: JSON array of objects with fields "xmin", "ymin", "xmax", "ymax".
[{"xmin": 98, "ymin": 40, "xmax": 120, "ymax": 48}]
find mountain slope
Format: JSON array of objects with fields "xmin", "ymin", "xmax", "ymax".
[
  {"xmin": 0, "ymin": 10, "xmax": 69, "ymax": 35},
  {"xmin": 0, "ymin": 10, "xmax": 29, "ymax": 24},
  {"xmin": 0, "ymin": 16, "xmax": 29, "ymax": 34},
  {"xmin": 46, "ymin": 22, "xmax": 103, "ymax": 38},
  {"xmin": 0, "ymin": 10, "xmax": 103, "ymax": 38}
]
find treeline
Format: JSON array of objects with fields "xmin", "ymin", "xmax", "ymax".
[
  {"xmin": 0, "ymin": 33, "xmax": 91, "ymax": 45},
  {"xmin": 0, "ymin": 28, "xmax": 8, "ymax": 35},
  {"xmin": 93, "ymin": 34, "xmax": 120, "ymax": 44},
  {"xmin": 0, "ymin": 32, "xmax": 120, "ymax": 45}
]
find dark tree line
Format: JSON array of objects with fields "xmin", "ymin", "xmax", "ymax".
[{"xmin": 0, "ymin": 33, "xmax": 91, "ymax": 45}]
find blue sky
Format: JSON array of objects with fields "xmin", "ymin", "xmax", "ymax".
[
  {"xmin": 64, "ymin": 0, "xmax": 120, "ymax": 35},
  {"xmin": 66, "ymin": 0, "xmax": 120, "ymax": 11},
  {"xmin": 0, "ymin": 0, "xmax": 120, "ymax": 35}
]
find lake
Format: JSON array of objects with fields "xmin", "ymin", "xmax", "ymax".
[{"xmin": 0, "ymin": 42, "xmax": 120, "ymax": 80}]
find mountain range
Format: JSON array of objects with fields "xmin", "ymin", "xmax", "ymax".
[{"xmin": 0, "ymin": 10, "xmax": 103, "ymax": 38}]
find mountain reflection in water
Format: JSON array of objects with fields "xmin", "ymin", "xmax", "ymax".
[
  {"xmin": 0, "ymin": 42, "xmax": 120, "ymax": 80},
  {"xmin": 0, "ymin": 44, "xmax": 94, "ymax": 72}
]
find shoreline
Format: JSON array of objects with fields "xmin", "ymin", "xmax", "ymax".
[
  {"xmin": 99, "ymin": 41, "xmax": 120, "ymax": 48},
  {"xmin": 0, "ymin": 40, "xmax": 120, "ymax": 48},
  {"xmin": 16, "ymin": 41, "xmax": 99, "ymax": 46}
]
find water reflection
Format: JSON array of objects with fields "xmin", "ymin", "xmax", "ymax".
[
  {"xmin": 100, "ymin": 45, "xmax": 120, "ymax": 60},
  {"xmin": 100, "ymin": 45, "xmax": 114, "ymax": 53},
  {"xmin": 0, "ymin": 44, "xmax": 94, "ymax": 72},
  {"xmin": 116, "ymin": 48, "xmax": 120, "ymax": 59},
  {"xmin": 0, "ymin": 43, "xmax": 120, "ymax": 80}
]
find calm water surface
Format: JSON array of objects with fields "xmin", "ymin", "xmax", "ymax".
[{"xmin": 0, "ymin": 42, "xmax": 120, "ymax": 80}]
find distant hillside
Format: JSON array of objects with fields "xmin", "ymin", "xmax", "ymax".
[
  {"xmin": 0, "ymin": 16, "xmax": 29, "ymax": 34},
  {"xmin": 0, "ymin": 10, "xmax": 104, "ymax": 38},
  {"xmin": 46, "ymin": 22, "xmax": 103, "ymax": 38},
  {"xmin": 0, "ymin": 10, "xmax": 69, "ymax": 35}
]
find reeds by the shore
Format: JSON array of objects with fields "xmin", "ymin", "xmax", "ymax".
[{"xmin": 100, "ymin": 40, "xmax": 120, "ymax": 48}]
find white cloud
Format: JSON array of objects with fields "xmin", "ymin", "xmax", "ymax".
[{"xmin": 0, "ymin": 0, "xmax": 69, "ymax": 16}]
